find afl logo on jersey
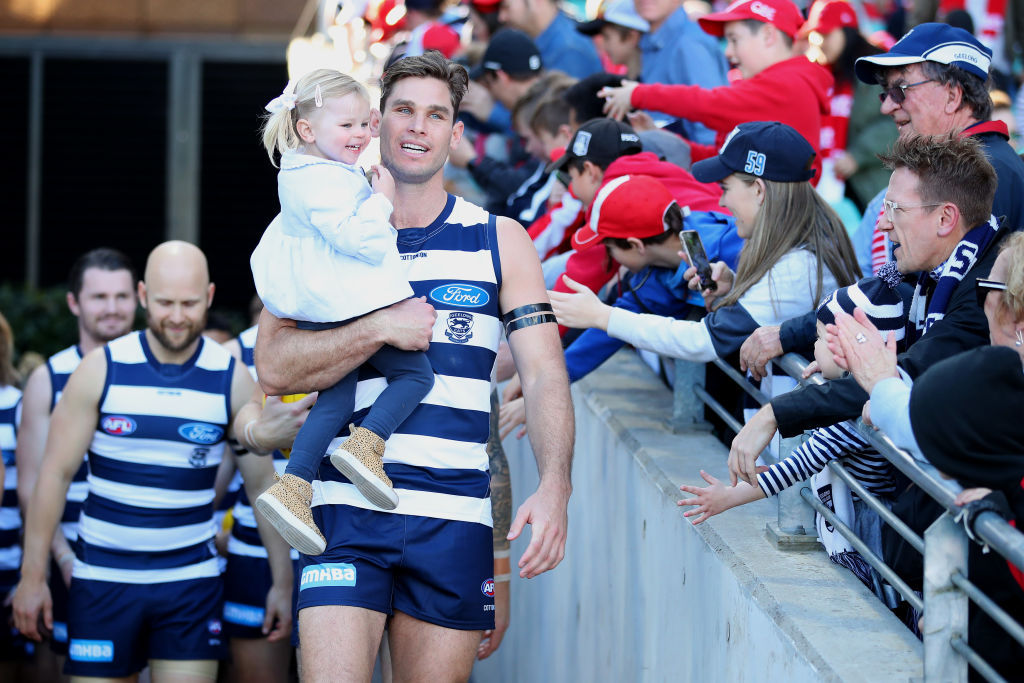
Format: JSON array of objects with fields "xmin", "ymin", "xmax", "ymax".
[
  {"xmin": 177, "ymin": 422, "xmax": 224, "ymax": 444},
  {"xmin": 101, "ymin": 416, "xmax": 137, "ymax": 436},
  {"xmin": 481, "ymin": 578, "xmax": 495, "ymax": 597},
  {"xmin": 429, "ymin": 284, "xmax": 489, "ymax": 308}
]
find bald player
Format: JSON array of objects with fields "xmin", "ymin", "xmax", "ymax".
[{"xmin": 13, "ymin": 241, "xmax": 293, "ymax": 683}]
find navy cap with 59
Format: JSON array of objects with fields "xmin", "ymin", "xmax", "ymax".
[
  {"xmin": 691, "ymin": 121, "xmax": 816, "ymax": 183},
  {"xmin": 854, "ymin": 22, "xmax": 992, "ymax": 85}
]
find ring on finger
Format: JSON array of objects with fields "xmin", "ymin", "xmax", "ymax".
[{"xmin": 855, "ymin": 332, "xmax": 867, "ymax": 344}]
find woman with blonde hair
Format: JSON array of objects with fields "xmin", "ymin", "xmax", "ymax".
[{"xmin": 551, "ymin": 121, "xmax": 860, "ymax": 419}]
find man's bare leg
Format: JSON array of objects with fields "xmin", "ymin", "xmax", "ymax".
[
  {"xmin": 388, "ymin": 611, "xmax": 481, "ymax": 683},
  {"xmin": 299, "ymin": 606, "xmax": 385, "ymax": 683},
  {"xmin": 148, "ymin": 659, "xmax": 217, "ymax": 683},
  {"xmin": 226, "ymin": 638, "xmax": 292, "ymax": 683}
]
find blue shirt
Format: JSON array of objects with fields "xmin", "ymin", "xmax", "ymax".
[
  {"xmin": 639, "ymin": 8, "xmax": 729, "ymax": 145},
  {"xmin": 564, "ymin": 211, "xmax": 742, "ymax": 382},
  {"xmin": 535, "ymin": 12, "xmax": 603, "ymax": 80}
]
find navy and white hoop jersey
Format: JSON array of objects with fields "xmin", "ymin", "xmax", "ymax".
[
  {"xmin": 313, "ymin": 195, "xmax": 501, "ymax": 528},
  {"xmin": 48, "ymin": 346, "xmax": 90, "ymax": 541},
  {"xmin": 73, "ymin": 332, "xmax": 235, "ymax": 584},
  {"xmin": 0, "ymin": 385, "xmax": 22, "ymax": 588},
  {"xmin": 237, "ymin": 325, "xmax": 258, "ymax": 382}
]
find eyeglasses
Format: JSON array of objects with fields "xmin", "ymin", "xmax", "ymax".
[
  {"xmin": 882, "ymin": 198, "xmax": 942, "ymax": 222},
  {"xmin": 878, "ymin": 79, "xmax": 935, "ymax": 104},
  {"xmin": 975, "ymin": 278, "xmax": 1007, "ymax": 307}
]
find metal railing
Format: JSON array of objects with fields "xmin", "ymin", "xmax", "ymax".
[{"xmin": 667, "ymin": 351, "xmax": 1024, "ymax": 683}]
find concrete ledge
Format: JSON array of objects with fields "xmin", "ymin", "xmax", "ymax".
[{"xmin": 474, "ymin": 350, "xmax": 921, "ymax": 682}]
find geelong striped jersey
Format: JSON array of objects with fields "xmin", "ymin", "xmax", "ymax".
[
  {"xmin": 48, "ymin": 346, "xmax": 91, "ymax": 541},
  {"xmin": 73, "ymin": 331, "xmax": 234, "ymax": 584},
  {"xmin": 0, "ymin": 385, "xmax": 21, "ymax": 587},
  {"xmin": 757, "ymin": 420, "xmax": 896, "ymax": 500},
  {"xmin": 227, "ymin": 325, "xmax": 296, "ymax": 561},
  {"xmin": 313, "ymin": 195, "xmax": 501, "ymax": 527},
  {"xmin": 237, "ymin": 325, "xmax": 258, "ymax": 381}
]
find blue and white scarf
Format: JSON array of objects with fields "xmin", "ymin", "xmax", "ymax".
[{"xmin": 907, "ymin": 216, "xmax": 999, "ymax": 343}]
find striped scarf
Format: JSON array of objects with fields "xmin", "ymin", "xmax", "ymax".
[{"xmin": 907, "ymin": 216, "xmax": 999, "ymax": 343}]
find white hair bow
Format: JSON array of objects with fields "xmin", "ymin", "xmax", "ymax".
[{"xmin": 265, "ymin": 81, "xmax": 298, "ymax": 114}]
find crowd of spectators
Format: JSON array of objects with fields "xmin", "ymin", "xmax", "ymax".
[
  {"xmin": 2, "ymin": 0, "xmax": 1024, "ymax": 680},
  {"xmin": 445, "ymin": 0, "xmax": 1024, "ymax": 678}
]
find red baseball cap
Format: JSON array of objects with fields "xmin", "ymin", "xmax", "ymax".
[
  {"xmin": 798, "ymin": 0, "xmax": 858, "ymax": 39},
  {"xmin": 698, "ymin": 0, "xmax": 804, "ymax": 39},
  {"xmin": 571, "ymin": 175, "xmax": 678, "ymax": 251},
  {"xmin": 422, "ymin": 23, "xmax": 461, "ymax": 58},
  {"xmin": 467, "ymin": 0, "xmax": 500, "ymax": 12}
]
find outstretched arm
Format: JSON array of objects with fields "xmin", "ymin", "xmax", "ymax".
[
  {"xmin": 497, "ymin": 218, "xmax": 574, "ymax": 580},
  {"xmin": 678, "ymin": 470, "xmax": 765, "ymax": 524},
  {"xmin": 254, "ymin": 299, "xmax": 436, "ymax": 396}
]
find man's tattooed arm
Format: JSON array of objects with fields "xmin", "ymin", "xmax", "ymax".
[{"xmin": 488, "ymin": 389, "xmax": 512, "ymax": 554}]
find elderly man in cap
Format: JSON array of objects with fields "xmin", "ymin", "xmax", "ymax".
[
  {"xmin": 736, "ymin": 22, "xmax": 1024, "ymax": 394},
  {"xmin": 857, "ymin": 22, "xmax": 1024, "ymax": 233}
]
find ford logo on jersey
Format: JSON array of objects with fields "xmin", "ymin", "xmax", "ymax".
[
  {"xmin": 178, "ymin": 422, "xmax": 224, "ymax": 444},
  {"xmin": 429, "ymin": 284, "xmax": 489, "ymax": 308},
  {"xmin": 101, "ymin": 415, "xmax": 136, "ymax": 436}
]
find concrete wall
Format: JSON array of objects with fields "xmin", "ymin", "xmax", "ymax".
[{"xmin": 473, "ymin": 350, "xmax": 922, "ymax": 683}]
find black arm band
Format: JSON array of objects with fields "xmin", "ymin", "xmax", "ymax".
[
  {"xmin": 501, "ymin": 303, "xmax": 553, "ymax": 327},
  {"xmin": 505, "ymin": 313, "xmax": 558, "ymax": 335}
]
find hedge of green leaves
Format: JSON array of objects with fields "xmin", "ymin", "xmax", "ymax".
[
  {"xmin": 0, "ymin": 284, "xmax": 79, "ymax": 362},
  {"xmin": 0, "ymin": 284, "xmax": 248, "ymax": 368}
]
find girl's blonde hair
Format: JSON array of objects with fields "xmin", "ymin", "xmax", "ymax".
[
  {"xmin": 715, "ymin": 174, "xmax": 861, "ymax": 310},
  {"xmin": 261, "ymin": 69, "xmax": 370, "ymax": 164}
]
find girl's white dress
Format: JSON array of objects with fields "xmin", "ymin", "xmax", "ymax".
[{"xmin": 251, "ymin": 150, "xmax": 413, "ymax": 323}]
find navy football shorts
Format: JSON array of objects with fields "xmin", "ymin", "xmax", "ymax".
[
  {"xmin": 64, "ymin": 576, "xmax": 226, "ymax": 678},
  {"xmin": 222, "ymin": 549, "xmax": 301, "ymax": 639},
  {"xmin": 296, "ymin": 505, "xmax": 495, "ymax": 632},
  {"xmin": 222, "ymin": 553, "xmax": 272, "ymax": 639}
]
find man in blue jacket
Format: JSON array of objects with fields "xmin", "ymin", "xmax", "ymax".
[
  {"xmin": 500, "ymin": 174, "xmax": 741, "ymax": 437},
  {"xmin": 499, "ymin": 0, "xmax": 603, "ymax": 79}
]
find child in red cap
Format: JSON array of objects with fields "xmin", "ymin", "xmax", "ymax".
[{"xmin": 600, "ymin": 0, "xmax": 833, "ymax": 183}]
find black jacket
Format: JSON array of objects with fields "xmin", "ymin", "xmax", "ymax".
[{"xmin": 771, "ymin": 224, "xmax": 1008, "ymax": 437}]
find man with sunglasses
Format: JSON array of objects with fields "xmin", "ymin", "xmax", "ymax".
[
  {"xmin": 735, "ymin": 23, "xmax": 1024, "ymax": 389},
  {"xmin": 854, "ymin": 23, "xmax": 1024, "ymax": 236}
]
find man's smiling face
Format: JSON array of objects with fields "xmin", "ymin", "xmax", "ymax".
[{"xmin": 378, "ymin": 76, "xmax": 464, "ymax": 185}]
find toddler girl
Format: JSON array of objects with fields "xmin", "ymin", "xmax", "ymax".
[{"xmin": 251, "ymin": 69, "xmax": 434, "ymax": 556}]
